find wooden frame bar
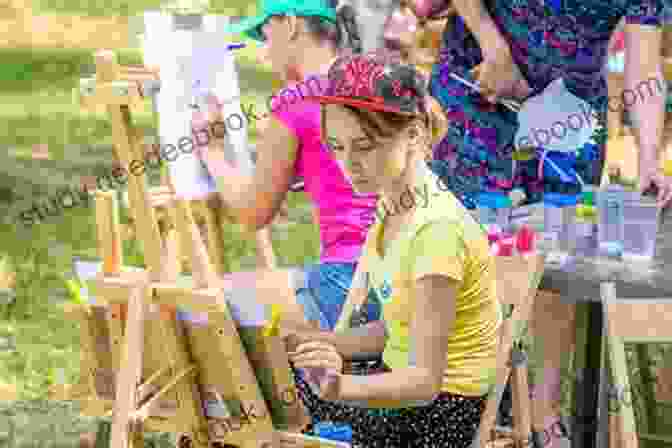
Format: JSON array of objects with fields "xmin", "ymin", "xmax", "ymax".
[
  {"xmin": 67, "ymin": 48, "xmax": 347, "ymax": 448},
  {"xmin": 475, "ymin": 254, "xmax": 545, "ymax": 448}
]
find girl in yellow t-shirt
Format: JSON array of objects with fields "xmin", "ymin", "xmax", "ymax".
[{"xmin": 286, "ymin": 52, "xmax": 501, "ymax": 447}]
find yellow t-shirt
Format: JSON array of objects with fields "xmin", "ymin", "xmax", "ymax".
[{"xmin": 358, "ymin": 167, "xmax": 501, "ymax": 400}]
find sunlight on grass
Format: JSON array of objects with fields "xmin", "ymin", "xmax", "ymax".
[
  {"xmin": 0, "ymin": 11, "xmax": 315, "ymax": 443},
  {"xmin": 34, "ymin": 0, "xmax": 256, "ymax": 17}
]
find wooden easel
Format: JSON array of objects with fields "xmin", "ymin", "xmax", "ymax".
[{"xmin": 58, "ymin": 50, "xmax": 349, "ymax": 448}]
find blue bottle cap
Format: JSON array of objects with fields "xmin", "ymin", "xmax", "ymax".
[
  {"xmin": 314, "ymin": 422, "xmax": 353, "ymax": 442},
  {"xmin": 543, "ymin": 193, "xmax": 579, "ymax": 207},
  {"xmin": 476, "ymin": 192, "xmax": 512, "ymax": 209}
]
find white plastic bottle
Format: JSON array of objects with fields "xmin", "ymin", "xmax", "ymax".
[{"xmin": 597, "ymin": 167, "xmax": 625, "ymax": 256}]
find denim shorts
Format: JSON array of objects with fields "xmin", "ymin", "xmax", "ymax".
[{"xmin": 293, "ymin": 262, "xmax": 382, "ymax": 331}]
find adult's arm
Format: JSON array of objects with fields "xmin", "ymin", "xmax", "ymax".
[
  {"xmin": 203, "ymin": 115, "xmax": 299, "ymax": 231},
  {"xmin": 451, "ymin": 0, "xmax": 532, "ymax": 100},
  {"xmin": 450, "ymin": 0, "xmax": 511, "ymax": 60},
  {"xmin": 624, "ymin": 21, "xmax": 666, "ymax": 174}
]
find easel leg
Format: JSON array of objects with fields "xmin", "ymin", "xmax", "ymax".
[{"xmin": 109, "ymin": 286, "xmax": 147, "ymax": 448}]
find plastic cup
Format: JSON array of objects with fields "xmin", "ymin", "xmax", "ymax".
[{"xmin": 623, "ymin": 195, "xmax": 659, "ymax": 260}]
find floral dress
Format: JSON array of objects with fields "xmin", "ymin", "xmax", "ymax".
[{"xmin": 429, "ymin": 0, "xmax": 664, "ymax": 209}]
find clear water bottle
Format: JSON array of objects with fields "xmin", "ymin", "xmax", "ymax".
[
  {"xmin": 622, "ymin": 191, "xmax": 660, "ymax": 261},
  {"xmin": 597, "ymin": 167, "xmax": 625, "ymax": 257},
  {"xmin": 543, "ymin": 193, "xmax": 579, "ymax": 253}
]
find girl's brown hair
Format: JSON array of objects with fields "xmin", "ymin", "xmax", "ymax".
[{"xmin": 340, "ymin": 96, "xmax": 447, "ymax": 159}]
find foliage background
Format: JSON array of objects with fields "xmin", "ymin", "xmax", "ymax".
[{"xmin": 0, "ymin": 1, "xmax": 319, "ymax": 446}]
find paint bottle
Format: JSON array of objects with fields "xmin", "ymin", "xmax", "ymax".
[
  {"xmin": 543, "ymin": 192, "xmax": 579, "ymax": 253},
  {"xmin": 498, "ymin": 234, "xmax": 515, "ymax": 256},
  {"xmin": 597, "ymin": 167, "xmax": 625, "ymax": 257},
  {"xmin": 574, "ymin": 186, "xmax": 598, "ymax": 257},
  {"xmin": 486, "ymin": 224, "xmax": 503, "ymax": 245},
  {"xmin": 515, "ymin": 225, "xmax": 536, "ymax": 254},
  {"xmin": 476, "ymin": 192, "xmax": 512, "ymax": 228},
  {"xmin": 314, "ymin": 422, "xmax": 353, "ymax": 443}
]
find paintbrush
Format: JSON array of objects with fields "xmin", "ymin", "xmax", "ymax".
[{"xmin": 448, "ymin": 72, "xmax": 521, "ymax": 113}]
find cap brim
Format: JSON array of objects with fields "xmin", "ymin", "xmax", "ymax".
[
  {"xmin": 223, "ymin": 15, "xmax": 269, "ymax": 41},
  {"xmin": 305, "ymin": 95, "xmax": 417, "ymax": 116}
]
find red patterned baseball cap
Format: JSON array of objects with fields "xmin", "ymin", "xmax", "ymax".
[{"xmin": 304, "ymin": 50, "xmax": 429, "ymax": 116}]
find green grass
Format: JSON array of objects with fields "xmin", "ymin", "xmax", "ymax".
[
  {"xmin": 33, "ymin": 0, "xmax": 257, "ymax": 16},
  {"xmin": 2, "ymin": 4, "xmax": 670, "ymax": 446},
  {"xmin": 0, "ymin": 12, "xmax": 315, "ymax": 444}
]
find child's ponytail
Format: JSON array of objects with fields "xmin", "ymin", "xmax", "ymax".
[
  {"xmin": 303, "ymin": 1, "xmax": 362, "ymax": 53},
  {"xmin": 335, "ymin": 4, "xmax": 363, "ymax": 53}
]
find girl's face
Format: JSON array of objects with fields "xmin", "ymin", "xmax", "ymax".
[{"xmin": 323, "ymin": 104, "xmax": 416, "ymax": 195}]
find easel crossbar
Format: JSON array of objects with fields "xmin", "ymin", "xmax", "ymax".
[{"xmin": 132, "ymin": 364, "xmax": 197, "ymax": 422}]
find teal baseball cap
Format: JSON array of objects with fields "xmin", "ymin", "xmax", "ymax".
[{"xmin": 225, "ymin": 0, "xmax": 337, "ymax": 42}]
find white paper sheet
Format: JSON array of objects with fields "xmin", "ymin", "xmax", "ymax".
[
  {"xmin": 515, "ymin": 78, "xmax": 597, "ymax": 153},
  {"xmin": 142, "ymin": 12, "xmax": 251, "ymax": 199},
  {"xmin": 73, "ymin": 259, "xmax": 103, "ymax": 305}
]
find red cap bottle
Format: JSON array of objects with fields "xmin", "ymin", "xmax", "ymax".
[{"xmin": 515, "ymin": 225, "xmax": 535, "ymax": 254}]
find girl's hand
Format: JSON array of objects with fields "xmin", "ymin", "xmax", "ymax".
[
  {"xmin": 196, "ymin": 143, "xmax": 230, "ymax": 179},
  {"xmin": 471, "ymin": 47, "xmax": 532, "ymax": 103},
  {"xmin": 639, "ymin": 158, "xmax": 672, "ymax": 207},
  {"xmin": 192, "ymin": 95, "xmax": 230, "ymax": 178},
  {"xmin": 289, "ymin": 341, "xmax": 343, "ymax": 401}
]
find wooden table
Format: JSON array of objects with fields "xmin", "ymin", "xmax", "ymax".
[{"xmin": 525, "ymin": 205, "xmax": 672, "ymax": 448}]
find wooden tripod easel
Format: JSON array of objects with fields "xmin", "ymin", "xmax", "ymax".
[{"xmin": 57, "ymin": 49, "xmax": 350, "ymax": 448}]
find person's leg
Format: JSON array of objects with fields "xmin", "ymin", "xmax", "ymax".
[
  {"xmin": 529, "ymin": 290, "xmax": 576, "ymax": 444},
  {"xmin": 293, "ymin": 265, "xmax": 332, "ymax": 330},
  {"xmin": 295, "ymin": 263, "xmax": 386, "ymax": 427},
  {"xmin": 527, "ymin": 110, "xmax": 606, "ymax": 442},
  {"xmin": 306, "ymin": 262, "xmax": 359, "ymax": 330}
]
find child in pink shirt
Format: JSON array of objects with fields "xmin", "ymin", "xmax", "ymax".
[{"xmin": 197, "ymin": 0, "xmax": 381, "ymax": 332}]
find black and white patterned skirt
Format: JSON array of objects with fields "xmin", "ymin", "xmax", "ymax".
[{"xmin": 292, "ymin": 367, "xmax": 486, "ymax": 448}]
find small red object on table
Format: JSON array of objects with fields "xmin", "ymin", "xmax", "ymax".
[
  {"xmin": 499, "ymin": 235, "xmax": 515, "ymax": 256},
  {"xmin": 515, "ymin": 225, "xmax": 535, "ymax": 254}
]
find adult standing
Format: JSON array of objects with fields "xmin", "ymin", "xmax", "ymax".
[
  {"xmin": 430, "ymin": 0, "xmax": 672, "ymax": 209},
  {"xmin": 426, "ymin": 1, "xmax": 672, "ymax": 445}
]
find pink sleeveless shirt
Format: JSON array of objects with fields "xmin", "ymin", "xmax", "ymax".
[{"xmin": 271, "ymin": 75, "xmax": 378, "ymax": 263}]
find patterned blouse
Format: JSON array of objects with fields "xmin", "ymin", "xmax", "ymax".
[{"xmin": 428, "ymin": 0, "xmax": 664, "ymax": 208}]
